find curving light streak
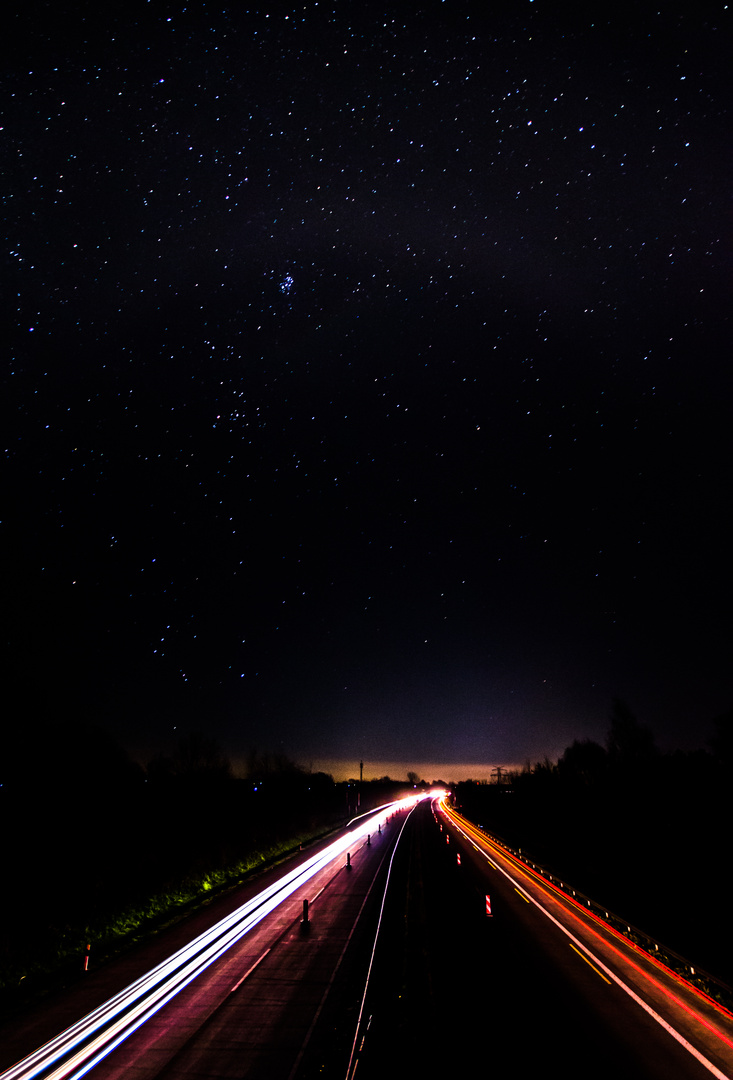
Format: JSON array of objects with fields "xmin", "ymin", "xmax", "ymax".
[
  {"xmin": 344, "ymin": 803, "xmax": 419, "ymax": 1080},
  {"xmin": 3, "ymin": 795, "xmax": 427, "ymax": 1080},
  {"xmin": 439, "ymin": 800, "xmax": 733, "ymax": 1080}
]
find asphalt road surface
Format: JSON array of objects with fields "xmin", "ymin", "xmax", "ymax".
[
  {"xmin": 350, "ymin": 797, "xmax": 733, "ymax": 1078},
  {"xmin": 0, "ymin": 799, "xmax": 418, "ymax": 1080},
  {"xmin": 2, "ymin": 794, "xmax": 732, "ymax": 1080}
]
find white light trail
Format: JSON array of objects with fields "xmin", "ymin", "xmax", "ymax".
[{"xmin": 3, "ymin": 796, "xmax": 427, "ymax": 1080}]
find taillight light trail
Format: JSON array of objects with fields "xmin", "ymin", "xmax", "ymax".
[{"xmin": 440, "ymin": 800, "xmax": 733, "ymax": 1080}]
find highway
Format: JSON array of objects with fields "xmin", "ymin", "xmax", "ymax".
[
  {"xmin": 2, "ymin": 791, "xmax": 732, "ymax": 1079},
  {"xmin": 355, "ymin": 794, "xmax": 733, "ymax": 1078}
]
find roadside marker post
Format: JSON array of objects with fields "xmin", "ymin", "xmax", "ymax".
[{"xmin": 486, "ymin": 895, "xmax": 493, "ymax": 917}]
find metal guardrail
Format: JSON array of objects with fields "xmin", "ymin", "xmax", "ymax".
[{"xmin": 466, "ymin": 817, "xmax": 733, "ymax": 1013}]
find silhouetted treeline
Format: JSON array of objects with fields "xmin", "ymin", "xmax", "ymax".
[
  {"xmin": 0, "ymin": 724, "xmax": 378, "ymax": 1006},
  {"xmin": 454, "ymin": 701, "xmax": 733, "ymax": 985}
]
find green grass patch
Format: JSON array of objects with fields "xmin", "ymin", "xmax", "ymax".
[{"xmin": 0, "ymin": 823, "xmax": 341, "ymax": 1020}]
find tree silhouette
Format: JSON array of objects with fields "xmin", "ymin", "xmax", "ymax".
[
  {"xmin": 559, "ymin": 738, "xmax": 608, "ymax": 786},
  {"xmin": 709, "ymin": 707, "xmax": 733, "ymax": 766},
  {"xmin": 148, "ymin": 732, "xmax": 232, "ymax": 785},
  {"xmin": 606, "ymin": 699, "xmax": 657, "ymax": 771},
  {"xmin": 171, "ymin": 731, "xmax": 232, "ymax": 781}
]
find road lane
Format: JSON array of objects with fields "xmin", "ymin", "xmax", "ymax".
[
  {"xmin": 99, "ymin": 811, "xmax": 406, "ymax": 1080},
  {"xmin": 0, "ymin": 798, "xmax": 423, "ymax": 1080},
  {"xmin": 438, "ymin": 798, "xmax": 733, "ymax": 1079},
  {"xmin": 340, "ymin": 796, "xmax": 732, "ymax": 1078}
]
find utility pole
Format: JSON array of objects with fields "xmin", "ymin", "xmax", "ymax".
[
  {"xmin": 491, "ymin": 766, "xmax": 506, "ymax": 785},
  {"xmin": 359, "ymin": 759, "xmax": 363, "ymax": 808}
]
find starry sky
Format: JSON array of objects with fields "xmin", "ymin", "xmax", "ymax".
[{"xmin": 3, "ymin": 2, "xmax": 731, "ymax": 781}]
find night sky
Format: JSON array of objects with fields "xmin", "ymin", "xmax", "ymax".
[{"xmin": 4, "ymin": 2, "xmax": 731, "ymax": 781}]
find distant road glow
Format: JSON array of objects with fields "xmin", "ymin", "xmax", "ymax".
[{"xmin": 3, "ymin": 795, "xmax": 428, "ymax": 1080}]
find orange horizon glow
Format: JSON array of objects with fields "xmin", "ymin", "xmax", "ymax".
[{"xmin": 280, "ymin": 758, "xmax": 528, "ymax": 784}]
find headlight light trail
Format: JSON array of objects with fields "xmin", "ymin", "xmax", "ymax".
[{"xmin": 2, "ymin": 795, "xmax": 427, "ymax": 1080}]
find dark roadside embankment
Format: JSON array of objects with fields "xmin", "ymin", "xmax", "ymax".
[
  {"xmin": 0, "ymin": 725, "xmax": 411, "ymax": 1023},
  {"xmin": 454, "ymin": 739, "xmax": 733, "ymax": 997}
]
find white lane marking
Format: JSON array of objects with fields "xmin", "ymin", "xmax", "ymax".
[{"xmin": 445, "ymin": 812, "xmax": 731, "ymax": 1080}]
